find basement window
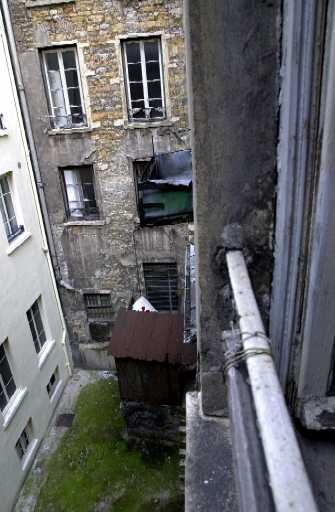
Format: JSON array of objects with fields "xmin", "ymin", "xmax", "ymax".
[
  {"xmin": 123, "ymin": 38, "xmax": 165, "ymax": 121},
  {"xmin": 84, "ymin": 293, "xmax": 113, "ymax": 322},
  {"xmin": 89, "ymin": 323, "xmax": 112, "ymax": 343},
  {"xmin": 42, "ymin": 47, "xmax": 86, "ymax": 129},
  {"xmin": 0, "ymin": 341, "xmax": 16, "ymax": 412},
  {"xmin": 61, "ymin": 166, "xmax": 99, "ymax": 220},
  {"xmin": 143, "ymin": 262, "xmax": 179, "ymax": 311}
]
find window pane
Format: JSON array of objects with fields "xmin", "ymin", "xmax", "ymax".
[
  {"xmin": 47, "ymin": 68, "xmax": 67, "ymax": 128},
  {"xmin": 0, "ymin": 388, "xmax": 7, "ymax": 411},
  {"xmin": 130, "ymin": 82, "xmax": 144, "ymax": 101},
  {"xmin": 149, "ymin": 99, "xmax": 163, "ymax": 118},
  {"xmin": 6, "ymin": 377, "xmax": 16, "ymax": 399},
  {"xmin": 65, "ymin": 69, "xmax": 79, "ymax": 89},
  {"xmin": 68, "ymin": 88, "xmax": 81, "ymax": 107},
  {"xmin": 70, "ymin": 107, "xmax": 84, "ymax": 124},
  {"xmin": 147, "ymin": 81, "xmax": 162, "ymax": 100},
  {"xmin": 15, "ymin": 441, "xmax": 25, "ymax": 459},
  {"xmin": 62, "ymin": 50, "xmax": 76, "ymax": 69},
  {"xmin": 146, "ymin": 61, "xmax": 160, "ymax": 81},
  {"xmin": 144, "ymin": 41, "xmax": 159, "ymax": 62},
  {"xmin": 131, "ymin": 100, "xmax": 145, "ymax": 119},
  {"xmin": 45, "ymin": 52, "xmax": 59, "ymax": 71},
  {"xmin": 128, "ymin": 63, "xmax": 143, "ymax": 82},
  {"xmin": 126, "ymin": 42, "xmax": 140, "ymax": 63}
]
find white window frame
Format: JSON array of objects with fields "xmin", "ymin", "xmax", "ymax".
[
  {"xmin": 42, "ymin": 46, "xmax": 86, "ymax": 129},
  {"xmin": 0, "ymin": 174, "xmax": 24, "ymax": 242},
  {"xmin": 123, "ymin": 37, "xmax": 166, "ymax": 122},
  {"xmin": 0, "ymin": 341, "xmax": 16, "ymax": 412},
  {"xmin": 15, "ymin": 420, "xmax": 33, "ymax": 460},
  {"xmin": 46, "ymin": 367, "xmax": 60, "ymax": 398},
  {"xmin": 27, "ymin": 298, "xmax": 47, "ymax": 354}
]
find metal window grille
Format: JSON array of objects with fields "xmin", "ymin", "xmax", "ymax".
[
  {"xmin": 0, "ymin": 343, "xmax": 16, "ymax": 412},
  {"xmin": 123, "ymin": 38, "xmax": 165, "ymax": 121},
  {"xmin": 15, "ymin": 421, "xmax": 32, "ymax": 460},
  {"xmin": 62, "ymin": 166, "xmax": 99, "ymax": 220},
  {"xmin": 0, "ymin": 176, "xmax": 23, "ymax": 242},
  {"xmin": 46, "ymin": 367, "xmax": 59, "ymax": 397},
  {"xmin": 143, "ymin": 262, "xmax": 179, "ymax": 311},
  {"xmin": 42, "ymin": 47, "xmax": 86, "ymax": 129},
  {"xmin": 84, "ymin": 293, "xmax": 113, "ymax": 321},
  {"xmin": 27, "ymin": 299, "xmax": 47, "ymax": 354}
]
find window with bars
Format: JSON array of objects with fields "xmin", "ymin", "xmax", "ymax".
[
  {"xmin": 27, "ymin": 299, "xmax": 47, "ymax": 354},
  {"xmin": 123, "ymin": 38, "xmax": 165, "ymax": 121},
  {"xmin": 84, "ymin": 293, "xmax": 113, "ymax": 321},
  {"xmin": 15, "ymin": 420, "xmax": 33, "ymax": 460},
  {"xmin": 47, "ymin": 367, "xmax": 59, "ymax": 398},
  {"xmin": 0, "ymin": 342, "xmax": 16, "ymax": 412},
  {"xmin": 0, "ymin": 175, "xmax": 24, "ymax": 242},
  {"xmin": 61, "ymin": 166, "xmax": 99, "ymax": 220},
  {"xmin": 143, "ymin": 262, "xmax": 178, "ymax": 311},
  {"xmin": 42, "ymin": 47, "xmax": 86, "ymax": 129}
]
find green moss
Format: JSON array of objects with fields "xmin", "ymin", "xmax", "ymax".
[{"xmin": 35, "ymin": 379, "xmax": 182, "ymax": 512}]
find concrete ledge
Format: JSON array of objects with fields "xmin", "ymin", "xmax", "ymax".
[
  {"xmin": 26, "ymin": 0, "xmax": 75, "ymax": 7},
  {"xmin": 185, "ymin": 391, "xmax": 237, "ymax": 512}
]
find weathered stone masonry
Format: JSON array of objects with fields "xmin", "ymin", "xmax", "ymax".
[{"xmin": 9, "ymin": 0, "xmax": 191, "ymax": 368}]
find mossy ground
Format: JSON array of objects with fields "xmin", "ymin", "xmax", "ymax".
[{"xmin": 35, "ymin": 379, "xmax": 182, "ymax": 512}]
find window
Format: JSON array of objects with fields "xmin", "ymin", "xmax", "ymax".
[
  {"xmin": 47, "ymin": 367, "xmax": 60, "ymax": 398},
  {"xmin": 123, "ymin": 38, "xmax": 165, "ymax": 121},
  {"xmin": 61, "ymin": 166, "xmax": 99, "ymax": 220},
  {"xmin": 27, "ymin": 299, "xmax": 47, "ymax": 354},
  {"xmin": 42, "ymin": 47, "xmax": 86, "ymax": 129},
  {"xmin": 89, "ymin": 323, "xmax": 112, "ymax": 342},
  {"xmin": 143, "ymin": 262, "xmax": 178, "ymax": 311},
  {"xmin": 15, "ymin": 420, "xmax": 32, "ymax": 460},
  {"xmin": 0, "ymin": 175, "xmax": 24, "ymax": 242},
  {"xmin": 0, "ymin": 113, "xmax": 6, "ymax": 130},
  {"xmin": 84, "ymin": 293, "xmax": 113, "ymax": 321},
  {"xmin": 0, "ymin": 342, "xmax": 16, "ymax": 411}
]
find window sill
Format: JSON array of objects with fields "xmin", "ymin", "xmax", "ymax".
[
  {"xmin": 48, "ymin": 126, "xmax": 92, "ymax": 136},
  {"xmin": 6, "ymin": 231, "xmax": 31, "ymax": 256},
  {"xmin": 0, "ymin": 129, "xmax": 8, "ymax": 137},
  {"xmin": 26, "ymin": 0, "xmax": 74, "ymax": 7},
  {"xmin": 79, "ymin": 342, "xmax": 111, "ymax": 350},
  {"xmin": 21, "ymin": 439, "xmax": 39, "ymax": 472},
  {"xmin": 2, "ymin": 388, "xmax": 28, "ymax": 430},
  {"xmin": 38, "ymin": 339, "xmax": 56, "ymax": 369},
  {"xmin": 63, "ymin": 220, "xmax": 105, "ymax": 227},
  {"xmin": 125, "ymin": 120, "xmax": 174, "ymax": 130}
]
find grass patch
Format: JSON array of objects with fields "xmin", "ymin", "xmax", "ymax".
[{"xmin": 35, "ymin": 379, "xmax": 182, "ymax": 512}]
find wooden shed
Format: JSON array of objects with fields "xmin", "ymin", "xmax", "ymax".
[{"xmin": 109, "ymin": 310, "xmax": 196, "ymax": 406}]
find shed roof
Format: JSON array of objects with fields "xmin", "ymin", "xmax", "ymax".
[{"xmin": 109, "ymin": 310, "xmax": 195, "ymax": 365}]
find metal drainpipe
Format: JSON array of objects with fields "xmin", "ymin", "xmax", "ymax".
[{"xmin": 1, "ymin": 1, "xmax": 73, "ymax": 375}]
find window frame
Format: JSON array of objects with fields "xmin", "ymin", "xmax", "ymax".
[
  {"xmin": 0, "ymin": 341, "xmax": 16, "ymax": 412},
  {"xmin": 46, "ymin": 367, "xmax": 60, "ymax": 398},
  {"xmin": 41, "ymin": 46, "xmax": 86, "ymax": 130},
  {"xmin": 60, "ymin": 165, "xmax": 99, "ymax": 221},
  {"xmin": 0, "ymin": 174, "xmax": 24, "ymax": 243},
  {"xmin": 84, "ymin": 293, "xmax": 113, "ymax": 322},
  {"xmin": 122, "ymin": 37, "xmax": 166, "ymax": 122},
  {"xmin": 15, "ymin": 420, "xmax": 33, "ymax": 460},
  {"xmin": 27, "ymin": 298, "xmax": 47, "ymax": 355}
]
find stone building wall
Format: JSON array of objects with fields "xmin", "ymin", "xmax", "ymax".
[{"xmin": 9, "ymin": 0, "xmax": 191, "ymax": 368}]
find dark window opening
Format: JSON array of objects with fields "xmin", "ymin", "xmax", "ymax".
[
  {"xmin": 61, "ymin": 166, "xmax": 99, "ymax": 220},
  {"xmin": 134, "ymin": 150, "xmax": 193, "ymax": 226},
  {"xmin": 143, "ymin": 262, "xmax": 178, "ymax": 311},
  {"xmin": 89, "ymin": 322, "xmax": 112, "ymax": 342},
  {"xmin": 0, "ymin": 342, "xmax": 16, "ymax": 411}
]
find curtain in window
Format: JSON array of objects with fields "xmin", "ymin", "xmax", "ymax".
[{"xmin": 64, "ymin": 169, "xmax": 84, "ymax": 216}]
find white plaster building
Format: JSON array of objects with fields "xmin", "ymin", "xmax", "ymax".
[{"xmin": 0, "ymin": 10, "xmax": 72, "ymax": 511}]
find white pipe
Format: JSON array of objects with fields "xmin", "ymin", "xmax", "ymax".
[{"xmin": 226, "ymin": 250, "xmax": 317, "ymax": 512}]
